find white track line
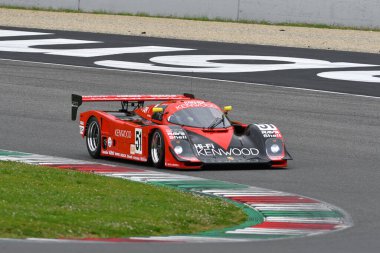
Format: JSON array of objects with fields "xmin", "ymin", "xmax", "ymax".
[
  {"xmin": 227, "ymin": 228, "xmax": 324, "ymax": 235},
  {"xmin": 264, "ymin": 217, "xmax": 344, "ymax": 224},
  {"xmin": 130, "ymin": 236, "xmax": 251, "ymax": 242},
  {"xmin": 253, "ymin": 205, "xmax": 332, "ymax": 211}
]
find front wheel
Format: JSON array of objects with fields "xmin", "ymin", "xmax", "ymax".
[
  {"xmin": 86, "ymin": 117, "xmax": 101, "ymax": 158},
  {"xmin": 150, "ymin": 130, "xmax": 165, "ymax": 168}
]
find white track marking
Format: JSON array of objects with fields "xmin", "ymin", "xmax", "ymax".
[
  {"xmin": 47, "ymin": 46, "xmax": 194, "ymax": 57},
  {"xmin": 265, "ymin": 217, "xmax": 343, "ymax": 224},
  {"xmin": 103, "ymin": 172, "xmax": 199, "ymax": 178},
  {"xmin": 4, "ymin": 237, "xmax": 249, "ymax": 243},
  {"xmin": 140, "ymin": 177, "xmax": 201, "ymax": 182},
  {"xmin": 106, "ymin": 175, "xmax": 202, "ymax": 182},
  {"xmin": 0, "ymin": 28, "xmax": 378, "ymax": 85},
  {"xmin": 1, "ymin": 58, "xmax": 379, "ymax": 100},
  {"xmin": 0, "ymin": 155, "xmax": 92, "ymax": 164},
  {"xmin": 0, "ymin": 39, "xmax": 99, "ymax": 53},
  {"xmin": 202, "ymin": 189, "xmax": 291, "ymax": 196},
  {"xmin": 95, "ymin": 55, "xmax": 375, "ymax": 73},
  {"xmin": 129, "ymin": 236, "xmax": 250, "ymax": 242},
  {"xmin": 214, "ymin": 192, "xmax": 290, "ymax": 198},
  {"xmin": 4, "ymin": 153, "xmax": 89, "ymax": 164},
  {"xmin": 26, "ymin": 238, "xmax": 76, "ymax": 243},
  {"xmin": 253, "ymin": 204, "xmax": 332, "ymax": 211},
  {"xmin": 217, "ymin": 193, "xmax": 290, "ymax": 196},
  {"xmin": 318, "ymin": 70, "xmax": 380, "ymax": 83},
  {"xmin": 0, "ymin": 29, "xmax": 51, "ymax": 37},
  {"xmin": 202, "ymin": 189, "xmax": 283, "ymax": 193},
  {"xmin": 227, "ymin": 228, "xmax": 324, "ymax": 235}
]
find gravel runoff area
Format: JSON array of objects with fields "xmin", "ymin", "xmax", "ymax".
[{"xmin": 0, "ymin": 8, "xmax": 379, "ymax": 53}]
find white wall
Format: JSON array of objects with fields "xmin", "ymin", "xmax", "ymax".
[
  {"xmin": 80, "ymin": 0, "xmax": 239, "ymax": 20},
  {"xmin": 239, "ymin": 0, "xmax": 380, "ymax": 28},
  {"xmin": 1, "ymin": 0, "xmax": 379, "ymax": 29},
  {"xmin": 0, "ymin": 0, "xmax": 78, "ymax": 9}
]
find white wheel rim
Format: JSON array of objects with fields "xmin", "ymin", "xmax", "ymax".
[
  {"xmin": 151, "ymin": 132, "xmax": 162, "ymax": 164},
  {"xmin": 87, "ymin": 121, "xmax": 99, "ymax": 152}
]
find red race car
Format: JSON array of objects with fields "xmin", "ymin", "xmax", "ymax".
[{"xmin": 72, "ymin": 94, "xmax": 291, "ymax": 169}]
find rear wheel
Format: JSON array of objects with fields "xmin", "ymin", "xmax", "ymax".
[
  {"xmin": 150, "ymin": 130, "xmax": 165, "ymax": 168},
  {"xmin": 86, "ymin": 117, "xmax": 101, "ymax": 158}
]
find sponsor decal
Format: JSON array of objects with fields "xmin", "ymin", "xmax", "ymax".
[
  {"xmin": 107, "ymin": 137, "xmax": 113, "ymax": 148},
  {"xmin": 130, "ymin": 144, "xmax": 136, "ymax": 155},
  {"xmin": 175, "ymin": 101, "xmax": 218, "ymax": 110},
  {"xmin": 113, "ymin": 152, "xmax": 127, "ymax": 158},
  {"xmin": 101, "ymin": 150, "xmax": 132, "ymax": 159},
  {"xmin": 133, "ymin": 156, "xmax": 139, "ymax": 161},
  {"xmin": 135, "ymin": 128, "xmax": 143, "ymax": 155},
  {"xmin": 255, "ymin": 124, "xmax": 277, "ymax": 131},
  {"xmin": 141, "ymin": 106, "xmax": 149, "ymax": 113},
  {"xmin": 115, "ymin": 129, "xmax": 132, "ymax": 138},
  {"xmin": 122, "ymin": 154, "xmax": 148, "ymax": 161},
  {"xmin": 194, "ymin": 143, "xmax": 259, "ymax": 157},
  {"xmin": 166, "ymin": 129, "xmax": 187, "ymax": 140},
  {"xmin": 79, "ymin": 121, "xmax": 84, "ymax": 135},
  {"xmin": 165, "ymin": 162, "xmax": 180, "ymax": 167},
  {"xmin": 255, "ymin": 124, "xmax": 282, "ymax": 138}
]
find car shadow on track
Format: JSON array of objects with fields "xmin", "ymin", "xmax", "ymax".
[{"xmin": 98, "ymin": 156, "xmax": 287, "ymax": 172}]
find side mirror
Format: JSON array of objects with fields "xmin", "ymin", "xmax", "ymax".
[
  {"xmin": 152, "ymin": 107, "xmax": 164, "ymax": 113},
  {"xmin": 224, "ymin": 106, "xmax": 232, "ymax": 113}
]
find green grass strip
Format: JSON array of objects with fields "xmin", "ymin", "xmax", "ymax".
[{"xmin": 0, "ymin": 161, "xmax": 246, "ymax": 239}]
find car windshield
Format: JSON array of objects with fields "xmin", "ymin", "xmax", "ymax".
[{"xmin": 168, "ymin": 107, "xmax": 231, "ymax": 128}]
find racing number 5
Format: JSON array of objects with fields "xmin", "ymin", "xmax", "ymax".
[{"xmin": 135, "ymin": 128, "xmax": 143, "ymax": 154}]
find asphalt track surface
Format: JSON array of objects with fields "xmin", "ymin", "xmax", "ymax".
[{"xmin": 1, "ymin": 29, "xmax": 380, "ymax": 253}]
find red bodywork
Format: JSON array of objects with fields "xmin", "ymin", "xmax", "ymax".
[{"xmin": 73, "ymin": 94, "xmax": 290, "ymax": 169}]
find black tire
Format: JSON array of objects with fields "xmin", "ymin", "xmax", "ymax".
[
  {"xmin": 150, "ymin": 130, "xmax": 165, "ymax": 168},
  {"xmin": 86, "ymin": 117, "xmax": 101, "ymax": 158}
]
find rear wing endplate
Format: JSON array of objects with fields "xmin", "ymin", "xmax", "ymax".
[{"xmin": 71, "ymin": 93, "xmax": 195, "ymax": 121}]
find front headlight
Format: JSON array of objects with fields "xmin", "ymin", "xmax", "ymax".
[
  {"xmin": 174, "ymin": 146, "xmax": 183, "ymax": 155},
  {"xmin": 265, "ymin": 138, "xmax": 284, "ymax": 159},
  {"xmin": 270, "ymin": 144, "xmax": 280, "ymax": 154}
]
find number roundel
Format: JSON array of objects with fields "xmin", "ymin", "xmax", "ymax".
[{"xmin": 135, "ymin": 128, "xmax": 142, "ymax": 154}]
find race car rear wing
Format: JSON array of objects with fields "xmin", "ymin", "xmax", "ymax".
[{"xmin": 71, "ymin": 93, "xmax": 195, "ymax": 121}]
